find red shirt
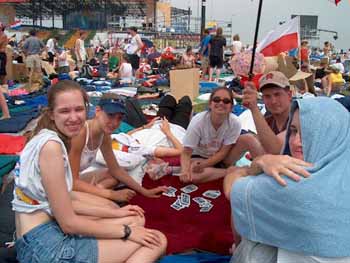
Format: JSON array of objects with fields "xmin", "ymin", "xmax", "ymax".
[{"xmin": 300, "ymin": 47, "xmax": 309, "ymax": 62}]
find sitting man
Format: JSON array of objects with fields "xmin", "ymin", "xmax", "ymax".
[{"xmin": 241, "ymin": 71, "xmax": 292, "ymax": 154}]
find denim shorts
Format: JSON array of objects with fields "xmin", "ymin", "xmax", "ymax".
[{"xmin": 15, "ymin": 221, "xmax": 98, "ymax": 263}]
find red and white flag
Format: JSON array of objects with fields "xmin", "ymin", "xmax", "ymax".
[{"xmin": 256, "ymin": 16, "xmax": 300, "ymax": 57}]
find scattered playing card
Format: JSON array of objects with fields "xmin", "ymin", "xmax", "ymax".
[
  {"xmin": 200, "ymin": 203, "xmax": 213, "ymax": 212},
  {"xmin": 181, "ymin": 184, "xmax": 198, "ymax": 194},
  {"xmin": 162, "ymin": 186, "xmax": 177, "ymax": 197},
  {"xmin": 193, "ymin": 197, "xmax": 211, "ymax": 207},
  {"xmin": 202, "ymin": 190, "xmax": 221, "ymax": 199},
  {"xmin": 170, "ymin": 198, "xmax": 184, "ymax": 211},
  {"xmin": 180, "ymin": 193, "xmax": 191, "ymax": 207}
]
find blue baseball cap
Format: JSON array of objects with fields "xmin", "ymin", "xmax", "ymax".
[{"xmin": 98, "ymin": 98, "xmax": 126, "ymax": 115}]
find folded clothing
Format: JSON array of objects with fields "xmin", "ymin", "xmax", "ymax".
[
  {"xmin": 0, "ymin": 135, "xmax": 26, "ymax": 154},
  {"xmin": 0, "ymin": 107, "xmax": 40, "ymax": 133}
]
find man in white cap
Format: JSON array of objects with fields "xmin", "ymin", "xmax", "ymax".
[{"xmin": 242, "ymin": 71, "xmax": 292, "ymax": 154}]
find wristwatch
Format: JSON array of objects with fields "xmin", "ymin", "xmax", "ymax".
[{"xmin": 122, "ymin": 224, "xmax": 131, "ymax": 241}]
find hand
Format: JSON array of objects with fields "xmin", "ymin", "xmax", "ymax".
[
  {"xmin": 110, "ymin": 189, "xmax": 136, "ymax": 202},
  {"xmin": 191, "ymin": 160, "xmax": 205, "ymax": 173},
  {"xmin": 179, "ymin": 170, "xmax": 192, "ymax": 183},
  {"xmin": 129, "ymin": 226, "xmax": 162, "ymax": 248},
  {"xmin": 160, "ymin": 118, "xmax": 171, "ymax": 135},
  {"xmin": 118, "ymin": 205, "xmax": 145, "ymax": 218},
  {"xmin": 242, "ymin": 82, "xmax": 259, "ymax": 110},
  {"xmin": 143, "ymin": 186, "xmax": 168, "ymax": 198},
  {"xmin": 144, "ymin": 117, "xmax": 160, "ymax": 129},
  {"xmin": 254, "ymin": 154, "xmax": 313, "ymax": 186}
]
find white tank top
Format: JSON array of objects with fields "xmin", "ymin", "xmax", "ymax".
[{"xmin": 79, "ymin": 122, "xmax": 104, "ymax": 172}]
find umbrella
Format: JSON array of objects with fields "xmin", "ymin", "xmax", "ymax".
[
  {"xmin": 148, "ymin": 51, "xmax": 162, "ymax": 60},
  {"xmin": 141, "ymin": 38, "xmax": 154, "ymax": 48},
  {"xmin": 231, "ymin": 50, "xmax": 265, "ymax": 77}
]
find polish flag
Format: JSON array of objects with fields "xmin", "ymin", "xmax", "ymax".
[{"xmin": 256, "ymin": 16, "xmax": 300, "ymax": 57}]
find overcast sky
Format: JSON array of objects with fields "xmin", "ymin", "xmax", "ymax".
[{"xmin": 171, "ymin": 0, "xmax": 350, "ymax": 50}]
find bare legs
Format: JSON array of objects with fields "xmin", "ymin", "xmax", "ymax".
[
  {"xmin": 223, "ymin": 134, "xmax": 265, "ymax": 167},
  {"xmin": 0, "ymin": 92, "xmax": 10, "ymax": 119}
]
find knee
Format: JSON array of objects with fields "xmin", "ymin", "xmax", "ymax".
[
  {"xmin": 155, "ymin": 231, "xmax": 168, "ymax": 254},
  {"xmin": 133, "ymin": 214, "xmax": 146, "ymax": 227}
]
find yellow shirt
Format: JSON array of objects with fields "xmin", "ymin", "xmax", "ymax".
[{"xmin": 329, "ymin": 73, "xmax": 344, "ymax": 84}]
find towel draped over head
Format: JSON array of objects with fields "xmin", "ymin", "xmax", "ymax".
[{"xmin": 231, "ymin": 97, "xmax": 350, "ymax": 257}]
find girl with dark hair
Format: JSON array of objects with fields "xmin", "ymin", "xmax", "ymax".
[
  {"xmin": 180, "ymin": 87, "xmax": 241, "ymax": 183},
  {"xmin": 13, "ymin": 80, "xmax": 167, "ymax": 263}
]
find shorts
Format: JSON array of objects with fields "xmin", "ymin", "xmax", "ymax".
[
  {"xmin": 26, "ymin": 54, "xmax": 42, "ymax": 69},
  {"xmin": 58, "ymin": 66, "xmax": 70, "ymax": 74},
  {"xmin": 48, "ymin": 51, "xmax": 55, "ymax": 63},
  {"xmin": 201, "ymin": 56, "xmax": 209, "ymax": 69},
  {"xmin": 0, "ymin": 52, "xmax": 7, "ymax": 76},
  {"xmin": 128, "ymin": 54, "xmax": 140, "ymax": 70},
  {"xmin": 191, "ymin": 155, "xmax": 226, "ymax": 168},
  {"xmin": 16, "ymin": 221, "xmax": 98, "ymax": 263},
  {"xmin": 209, "ymin": 55, "xmax": 223, "ymax": 69}
]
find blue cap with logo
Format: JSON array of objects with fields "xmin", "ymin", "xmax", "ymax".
[{"xmin": 98, "ymin": 97, "xmax": 126, "ymax": 115}]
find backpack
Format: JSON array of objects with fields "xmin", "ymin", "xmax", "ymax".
[
  {"xmin": 80, "ymin": 64, "xmax": 93, "ymax": 79},
  {"xmin": 124, "ymin": 98, "xmax": 148, "ymax": 128}
]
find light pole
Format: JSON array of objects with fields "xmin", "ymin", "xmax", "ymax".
[{"xmin": 200, "ymin": 0, "xmax": 206, "ymax": 38}]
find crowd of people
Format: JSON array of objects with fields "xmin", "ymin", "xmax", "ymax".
[{"xmin": 1, "ymin": 21, "xmax": 350, "ymax": 263}]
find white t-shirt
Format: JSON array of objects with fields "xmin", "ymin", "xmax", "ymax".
[
  {"xmin": 12, "ymin": 129, "xmax": 73, "ymax": 216},
  {"xmin": 126, "ymin": 34, "xmax": 142, "ymax": 56},
  {"xmin": 76, "ymin": 39, "xmax": 86, "ymax": 61},
  {"xmin": 58, "ymin": 51, "xmax": 69, "ymax": 67},
  {"xmin": 119, "ymin": 62, "xmax": 133, "ymax": 78},
  {"xmin": 232, "ymin": 40, "xmax": 243, "ymax": 54},
  {"xmin": 183, "ymin": 111, "xmax": 241, "ymax": 158},
  {"xmin": 46, "ymin": 38, "xmax": 55, "ymax": 54}
]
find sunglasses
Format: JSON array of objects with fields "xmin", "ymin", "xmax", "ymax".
[{"xmin": 212, "ymin": 96, "xmax": 232, "ymax": 104}]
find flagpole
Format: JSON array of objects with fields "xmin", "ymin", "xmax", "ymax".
[{"xmin": 249, "ymin": 0, "xmax": 264, "ymax": 80}]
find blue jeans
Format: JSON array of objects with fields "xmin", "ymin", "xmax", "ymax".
[{"xmin": 16, "ymin": 221, "xmax": 98, "ymax": 263}]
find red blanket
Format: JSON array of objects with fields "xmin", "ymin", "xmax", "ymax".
[{"xmin": 130, "ymin": 175, "xmax": 235, "ymax": 255}]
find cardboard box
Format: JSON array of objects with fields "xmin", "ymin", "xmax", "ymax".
[
  {"xmin": 170, "ymin": 68, "xmax": 199, "ymax": 102},
  {"xmin": 12, "ymin": 63, "xmax": 28, "ymax": 82}
]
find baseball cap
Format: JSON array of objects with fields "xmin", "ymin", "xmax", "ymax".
[
  {"xmin": 98, "ymin": 97, "xmax": 126, "ymax": 115},
  {"xmin": 259, "ymin": 71, "xmax": 290, "ymax": 91}
]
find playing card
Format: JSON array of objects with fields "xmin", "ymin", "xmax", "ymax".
[
  {"xmin": 200, "ymin": 203, "xmax": 213, "ymax": 212},
  {"xmin": 162, "ymin": 186, "xmax": 177, "ymax": 197},
  {"xmin": 193, "ymin": 197, "xmax": 211, "ymax": 207},
  {"xmin": 170, "ymin": 198, "xmax": 185, "ymax": 211},
  {"xmin": 180, "ymin": 193, "xmax": 191, "ymax": 207},
  {"xmin": 181, "ymin": 184, "xmax": 198, "ymax": 194},
  {"xmin": 202, "ymin": 190, "xmax": 221, "ymax": 199}
]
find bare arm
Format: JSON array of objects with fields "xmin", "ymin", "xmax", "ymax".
[
  {"xmin": 180, "ymin": 147, "xmax": 193, "ymax": 182},
  {"xmin": 75, "ymin": 40, "xmax": 81, "ymax": 60},
  {"xmin": 242, "ymin": 85, "xmax": 283, "ymax": 154},
  {"xmin": 200, "ymin": 144, "xmax": 232, "ymax": 168},
  {"xmin": 68, "ymin": 128, "xmax": 115, "ymax": 200},
  {"xmin": 101, "ymin": 135, "xmax": 167, "ymax": 198},
  {"xmin": 223, "ymin": 166, "xmax": 249, "ymax": 199},
  {"xmin": 154, "ymin": 118, "xmax": 183, "ymax": 158},
  {"xmin": 40, "ymin": 141, "xmax": 125, "ymax": 238}
]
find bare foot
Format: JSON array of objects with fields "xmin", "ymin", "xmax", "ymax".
[{"xmin": 0, "ymin": 115, "xmax": 10, "ymax": 120}]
